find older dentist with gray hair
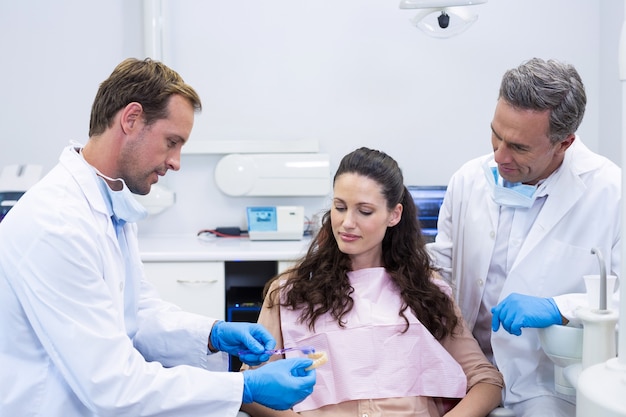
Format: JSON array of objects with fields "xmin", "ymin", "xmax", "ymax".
[{"xmin": 427, "ymin": 57, "xmax": 621, "ymax": 416}]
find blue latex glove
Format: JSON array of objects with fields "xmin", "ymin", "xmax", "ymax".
[
  {"xmin": 242, "ymin": 357, "xmax": 316, "ymax": 410},
  {"xmin": 209, "ymin": 321, "xmax": 275, "ymax": 365},
  {"xmin": 491, "ymin": 293, "xmax": 563, "ymax": 336}
]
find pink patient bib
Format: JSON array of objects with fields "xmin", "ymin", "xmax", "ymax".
[{"xmin": 280, "ymin": 268, "xmax": 467, "ymax": 412}]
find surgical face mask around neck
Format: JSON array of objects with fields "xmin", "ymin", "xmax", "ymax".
[
  {"xmin": 95, "ymin": 172, "xmax": 148, "ymax": 224},
  {"xmin": 483, "ymin": 163, "xmax": 538, "ymax": 209}
]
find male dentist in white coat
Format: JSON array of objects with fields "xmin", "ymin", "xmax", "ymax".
[
  {"xmin": 427, "ymin": 58, "xmax": 621, "ymax": 417},
  {"xmin": 0, "ymin": 58, "xmax": 316, "ymax": 417}
]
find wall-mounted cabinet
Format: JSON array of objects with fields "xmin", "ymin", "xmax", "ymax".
[{"xmin": 181, "ymin": 139, "xmax": 319, "ymax": 155}]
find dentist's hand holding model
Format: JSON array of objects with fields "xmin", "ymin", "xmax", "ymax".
[{"xmin": 210, "ymin": 320, "xmax": 316, "ymax": 409}]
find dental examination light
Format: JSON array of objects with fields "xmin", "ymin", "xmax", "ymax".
[{"xmin": 399, "ymin": 0, "xmax": 487, "ymax": 38}]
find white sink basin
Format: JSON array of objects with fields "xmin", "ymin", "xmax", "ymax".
[{"xmin": 538, "ymin": 324, "xmax": 584, "ymax": 395}]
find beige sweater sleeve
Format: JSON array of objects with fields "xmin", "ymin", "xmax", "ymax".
[
  {"xmin": 240, "ymin": 279, "xmax": 287, "ymax": 371},
  {"xmin": 440, "ymin": 301, "xmax": 505, "ymax": 391}
]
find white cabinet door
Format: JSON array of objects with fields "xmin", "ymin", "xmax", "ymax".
[{"xmin": 143, "ymin": 261, "xmax": 225, "ymax": 320}]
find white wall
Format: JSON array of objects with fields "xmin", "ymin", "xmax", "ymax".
[
  {"xmin": 0, "ymin": 0, "xmax": 622, "ymax": 236},
  {"xmin": 0, "ymin": 1, "xmax": 143, "ymax": 169}
]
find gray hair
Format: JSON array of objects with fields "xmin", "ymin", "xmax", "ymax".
[{"xmin": 499, "ymin": 58, "xmax": 586, "ymax": 143}]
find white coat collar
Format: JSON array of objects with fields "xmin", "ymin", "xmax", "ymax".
[{"xmin": 58, "ymin": 144, "xmax": 111, "ymax": 219}]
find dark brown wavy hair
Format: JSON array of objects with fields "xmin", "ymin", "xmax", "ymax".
[{"xmin": 264, "ymin": 147, "xmax": 459, "ymax": 340}]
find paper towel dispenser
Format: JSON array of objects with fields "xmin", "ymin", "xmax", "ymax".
[{"xmin": 214, "ymin": 153, "xmax": 330, "ymax": 197}]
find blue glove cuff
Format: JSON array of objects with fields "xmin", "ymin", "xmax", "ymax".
[
  {"xmin": 242, "ymin": 372, "xmax": 253, "ymax": 404},
  {"xmin": 209, "ymin": 320, "xmax": 224, "ymax": 352}
]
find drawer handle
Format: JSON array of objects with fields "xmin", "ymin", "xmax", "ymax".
[{"xmin": 176, "ymin": 279, "xmax": 219, "ymax": 285}]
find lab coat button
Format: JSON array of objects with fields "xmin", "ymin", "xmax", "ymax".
[
  {"xmin": 489, "ymin": 231, "xmax": 496, "ymax": 239},
  {"xmin": 119, "ymin": 282, "xmax": 124, "ymax": 291},
  {"xmin": 478, "ymin": 279, "xmax": 484, "ymax": 286}
]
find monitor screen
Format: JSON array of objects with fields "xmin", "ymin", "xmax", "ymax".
[
  {"xmin": 246, "ymin": 206, "xmax": 278, "ymax": 232},
  {"xmin": 407, "ymin": 185, "xmax": 447, "ymax": 242}
]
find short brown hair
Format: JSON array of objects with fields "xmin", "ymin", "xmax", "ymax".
[{"xmin": 89, "ymin": 58, "xmax": 201, "ymax": 137}]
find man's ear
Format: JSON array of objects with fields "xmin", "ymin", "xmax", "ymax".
[
  {"xmin": 556, "ymin": 134, "xmax": 576, "ymax": 155},
  {"xmin": 120, "ymin": 102, "xmax": 143, "ymax": 134}
]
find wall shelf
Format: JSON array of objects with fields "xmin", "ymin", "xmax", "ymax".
[{"xmin": 181, "ymin": 139, "xmax": 319, "ymax": 155}]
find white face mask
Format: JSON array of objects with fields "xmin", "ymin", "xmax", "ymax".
[
  {"xmin": 483, "ymin": 162, "xmax": 538, "ymax": 209},
  {"xmin": 76, "ymin": 146, "xmax": 148, "ymax": 224},
  {"xmin": 95, "ymin": 172, "xmax": 148, "ymax": 224}
]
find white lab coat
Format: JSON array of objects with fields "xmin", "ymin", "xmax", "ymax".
[
  {"xmin": 427, "ymin": 138, "xmax": 621, "ymax": 410},
  {"xmin": 0, "ymin": 145, "xmax": 243, "ymax": 417}
]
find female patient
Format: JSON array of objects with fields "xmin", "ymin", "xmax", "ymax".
[{"xmin": 241, "ymin": 147, "xmax": 504, "ymax": 417}]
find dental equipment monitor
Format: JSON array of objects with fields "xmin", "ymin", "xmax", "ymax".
[
  {"xmin": 407, "ymin": 185, "xmax": 447, "ymax": 243},
  {"xmin": 246, "ymin": 206, "xmax": 305, "ymax": 241}
]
